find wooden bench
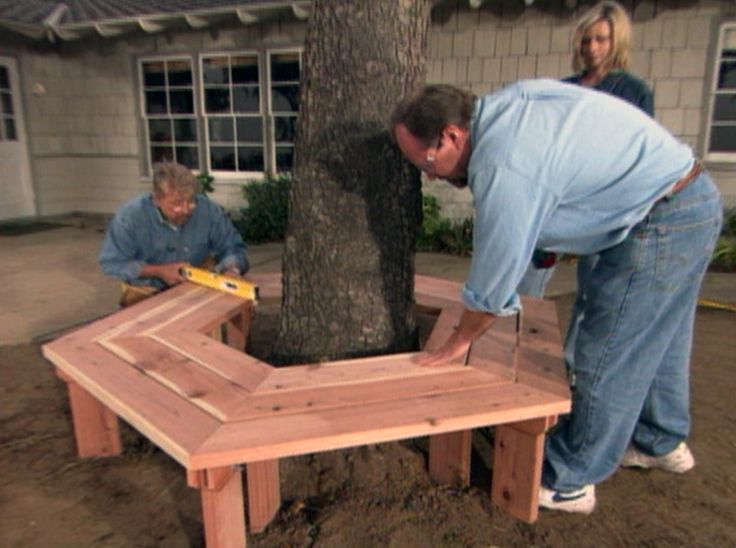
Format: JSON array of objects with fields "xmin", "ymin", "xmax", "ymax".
[{"xmin": 43, "ymin": 273, "xmax": 570, "ymax": 548}]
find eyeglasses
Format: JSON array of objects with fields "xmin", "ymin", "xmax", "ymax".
[{"xmin": 156, "ymin": 194, "xmax": 197, "ymax": 212}]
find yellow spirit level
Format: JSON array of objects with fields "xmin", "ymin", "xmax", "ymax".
[{"xmin": 180, "ymin": 266, "xmax": 259, "ymax": 301}]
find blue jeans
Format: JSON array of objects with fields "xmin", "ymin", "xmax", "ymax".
[{"xmin": 543, "ymin": 172, "xmax": 722, "ymax": 491}]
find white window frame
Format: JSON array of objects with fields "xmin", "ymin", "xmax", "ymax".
[
  {"xmin": 138, "ymin": 55, "xmax": 200, "ymax": 173},
  {"xmin": 138, "ymin": 48, "xmax": 302, "ymax": 179},
  {"xmin": 267, "ymin": 48, "xmax": 302, "ymax": 174},
  {"xmin": 200, "ymin": 50, "xmax": 264, "ymax": 179},
  {"xmin": 704, "ymin": 22, "xmax": 736, "ymax": 162}
]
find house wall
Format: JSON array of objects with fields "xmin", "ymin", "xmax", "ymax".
[
  {"xmin": 424, "ymin": 0, "xmax": 736, "ymax": 219},
  {"xmin": 2, "ymin": 16, "xmax": 305, "ymax": 217},
  {"xmin": 0, "ymin": 0, "xmax": 733, "ymax": 220}
]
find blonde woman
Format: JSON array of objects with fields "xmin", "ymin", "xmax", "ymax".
[{"xmin": 566, "ymin": 0, "xmax": 653, "ymax": 114}]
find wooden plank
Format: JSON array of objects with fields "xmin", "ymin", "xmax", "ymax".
[
  {"xmin": 65, "ymin": 380, "xmax": 123, "ymax": 457},
  {"xmin": 244, "ymin": 460, "xmax": 280, "ymax": 533},
  {"xmin": 254, "ymin": 352, "xmax": 465, "ymax": 393},
  {"xmin": 190, "ymin": 384, "xmax": 570, "ymax": 468},
  {"xmin": 139, "ymin": 290, "xmax": 249, "ymax": 338},
  {"xmin": 246, "ymin": 272, "xmax": 282, "ymax": 299},
  {"xmin": 231, "ymin": 368, "xmax": 509, "ymax": 421},
  {"xmin": 428, "ymin": 430, "xmax": 472, "ymax": 487},
  {"xmin": 92, "ymin": 284, "xmax": 220, "ymax": 342},
  {"xmin": 199, "ymin": 467, "xmax": 247, "ymax": 548},
  {"xmin": 99, "ymin": 336, "xmax": 250, "ymax": 421},
  {"xmin": 43, "ymin": 341, "xmax": 220, "ymax": 467},
  {"xmin": 492, "ymin": 419, "xmax": 548, "ymax": 523},
  {"xmin": 467, "ymin": 324, "xmax": 517, "ymax": 380},
  {"xmin": 158, "ymin": 331, "xmax": 272, "ymax": 392}
]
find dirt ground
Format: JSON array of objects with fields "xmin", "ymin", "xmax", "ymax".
[{"xmin": 2, "ymin": 295, "xmax": 735, "ymax": 547}]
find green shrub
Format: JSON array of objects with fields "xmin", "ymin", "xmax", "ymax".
[
  {"xmin": 710, "ymin": 208, "xmax": 736, "ymax": 271},
  {"xmin": 417, "ymin": 194, "xmax": 473, "ymax": 256},
  {"xmin": 237, "ymin": 174, "xmax": 291, "ymax": 243},
  {"xmin": 197, "ymin": 171, "xmax": 215, "ymax": 194}
]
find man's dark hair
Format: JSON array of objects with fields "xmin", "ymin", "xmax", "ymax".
[{"xmin": 390, "ymin": 84, "xmax": 476, "ymax": 145}]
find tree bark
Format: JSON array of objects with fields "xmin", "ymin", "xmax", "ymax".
[{"xmin": 274, "ymin": 0, "xmax": 429, "ymax": 364}]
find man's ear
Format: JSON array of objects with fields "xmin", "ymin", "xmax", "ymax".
[{"xmin": 442, "ymin": 124, "xmax": 466, "ymax": 148}]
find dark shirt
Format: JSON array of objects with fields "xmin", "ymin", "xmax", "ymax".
[{"xmin": 564, "ymin": 69, "xmax": 654, "ymax": 116}]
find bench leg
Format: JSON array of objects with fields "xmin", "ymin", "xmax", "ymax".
[
  {"xmin": 226, "ymin": 305, "xmax": 254, "ymax": 352},
  {"xmin": 195, "ymin": 467, "xmax": 247, "ymax": 548},
  {"xmin": 428, "ymin": 430, "xmax": 472, "ymax": 487},
  {"xmin": 492, "ymin": 417, "xmax": 556, "ymax": 523},
  {"xmin": 64, "ymin": 376, "xmax": 122, "ymax": 458},
  {"xmin": 244, "ymin": 460, "xmax": 281, "ymax": 533}
]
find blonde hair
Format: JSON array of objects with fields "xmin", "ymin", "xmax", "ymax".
[{"xmin": 572, "ymin": 0, "xmax": 632, "ymax": 73}]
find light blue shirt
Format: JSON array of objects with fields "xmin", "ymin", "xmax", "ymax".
[
  {"xmin": 463, "ymin": 79, "xmax": 694, "ymax": 316},
  {"xmin": 99, "ymin": 193, "xmax": 249, "ymax": 289}
]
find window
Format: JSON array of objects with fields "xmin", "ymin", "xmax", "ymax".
[
  {"xmin": 270, "ymin": 51, "xmax": 301, "ymax": 172},
  {"xmin": 706, "ymin": 24, "xmax": 736, "ymax": 161},
  {"xmin": 0, "ymin": 65, "xmax": 17, "ymax": 141},
  {"xmin": 140, "ymin": 57, "xmax": 199, "ymax": 169},
  {"xmin": 139, "ymin": 49, "xmax": 301, "ymax": 176}
]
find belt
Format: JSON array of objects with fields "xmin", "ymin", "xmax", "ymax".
[{"xmin": 668, "ymin": 160, "xmax": 704, "ymax": 197}]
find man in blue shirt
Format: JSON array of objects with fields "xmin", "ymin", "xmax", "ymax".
[
  {"xmin": 99, "ymin": 162, "xmax": 248, "ymax": 307},
  {"xmin": 391, "ymin": 81, "xmax": 722, "ymax": 514}
]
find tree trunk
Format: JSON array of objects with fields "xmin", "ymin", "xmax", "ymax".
[{"xmin": 274, "ymin": 0, "xmax": 429, "ymax": 364}]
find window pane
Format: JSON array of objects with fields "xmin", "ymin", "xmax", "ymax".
[
  {"xmin": 0, "ymin": 66, "xmax": 8, "ymax": 90},
  {"xmin": 1, "ymin": 92, "xmax": 12, "ymax": 115},
  {"xmin": 174, "ymin": 118, "xmax": 198, "ymax": 141},
  {"xmin": 169, "ymin": 90, "xmax": 194, "ymax": 114},
  {"xmin": 233, "ymin": 86, "xmax": 260, "ymax": 112},
  {"xmin": 714, "ymin": 94, "xmax": 736, "ymax": 121},
  {"xmin": 211, "ymin": 146, "xmax": 236, "ymax": 170},
  {"xmin": 4, "ymin": 118, "xmax": 16, "ymax": 140},
  {"xmin": 274, "ymin": 116, "xmax": 297, "ymax": 142},
  {"xmin": 205, "ymin": 88, "xmax": 230, "ymax": 113},
  {"xmin": 709, "ymin": 125, "xmax": 736, "ymax": 152},
  {"xmin": 275, "ymin": 146, "xmax": 294, "ymax": 171},
  {"xmin": 718, "ymin": 60, "xmax": 736, "ymax": 90},
  {"xmin": 724, "ymin": 29, "xmax": 736, "ymax": 50},
  {"xmin": 236, "ymin": 117, "xmax": 263, "ymax": 142},
  {"xmin": 272, "ymin": 85, "xmax": 299, "ymax": 112},
  {"xmin": 232, "ymin": 55, "xmax": 259, "ymax": 84},
  {"xmin": 145, "ymin": 90, "xmax": 167, "ymax": 114},
  {"xmin": 271, "ymin": 53, "xmax": 300, "ymax": 81},
  {"xmin": 149, "ymin": 119, "xmax": 172, "ymax": 142},
  {"xmin": 168, "ymin": 60, "xmax": 192, "ymax": 86},
  {"xmin": 176, "ymin": 146, "xmax": 199, "ymax": 169},
  {"xmin": 203, "ymin": 57, "xmax": 230, "ymax": 85},
  {"xmin": 238, "ymin": 146, "xmax": 264, "ymax": 171},
  {"xmin": 209, "ymin": 118, "xmax": 234, "ymax": 142},
  {"xmin": 151, "ymin": 145, "xmax": 174, "ymax": 163},
  {"xmin": 142, "ymin": 61, "xmax": 166, "ymax": 87}
]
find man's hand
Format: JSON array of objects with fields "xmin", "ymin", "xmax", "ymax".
[
  {"xmin": 416, "ymin": 334, "xmax": 470, "ymax": 367},
  {"xmin": 415, "ymin": 308, "xmax": 497, "ymax": 368},
  {"xmin": 140, "ymin": 262, "xmax": 189, "ymax": 286}
]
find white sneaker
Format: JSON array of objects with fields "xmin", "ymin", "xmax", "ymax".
[
  {"xmin": 539, "ymin": 484, "xmax": 596, "ymax": 514},
  {"xmin": 621, "ymin": 442, "xmax": 695, "ymax": 474}
]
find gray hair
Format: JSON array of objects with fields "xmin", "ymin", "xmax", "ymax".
[{"xmin": 152, "ymin": 162, "xmax": 199, "ymax": 196}]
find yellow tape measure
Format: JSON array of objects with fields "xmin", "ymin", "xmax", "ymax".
[{"xmin": 180, "ymin": 266, "xmax": 259, "ymax": 301}]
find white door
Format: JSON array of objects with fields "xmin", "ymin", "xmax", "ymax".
[{"xmin": 0, "ymin": 56, "xmax": 34, "ymax": 220}]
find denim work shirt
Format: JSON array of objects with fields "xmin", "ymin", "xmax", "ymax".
[
  {"xmin": 99, "ymin": 193, "xmax": 249, "ymax": 289},
  {"xmin": 464, "ymin": 79, "xmax": 694, "ymax": 316}
]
